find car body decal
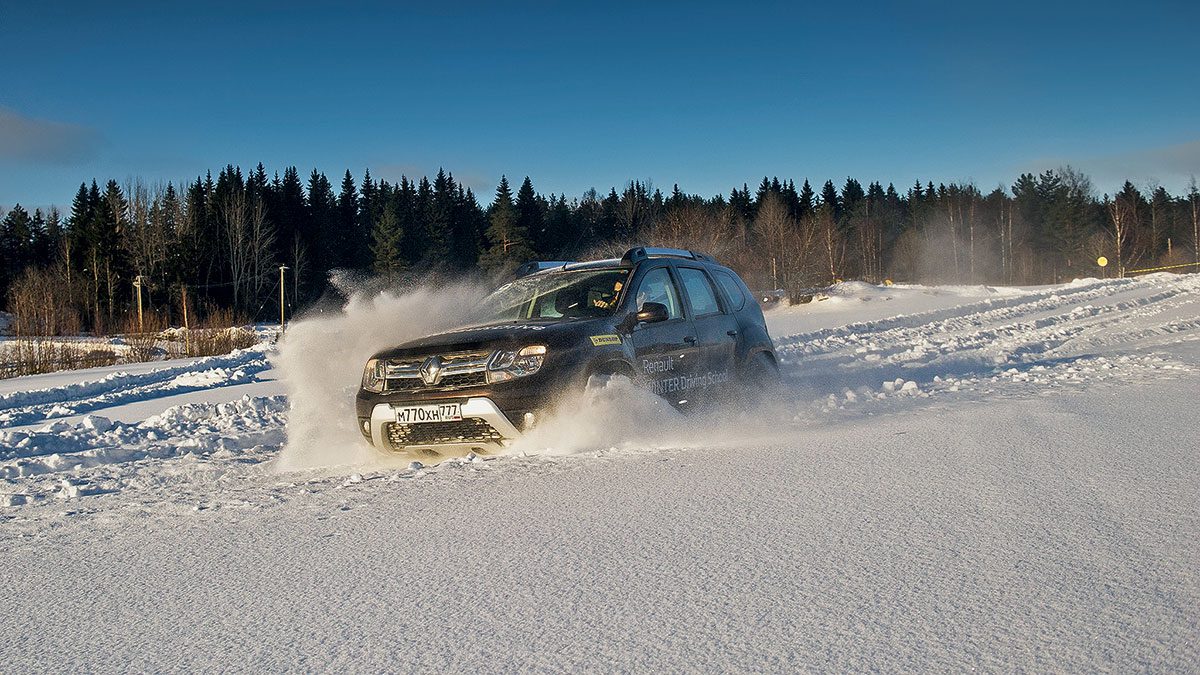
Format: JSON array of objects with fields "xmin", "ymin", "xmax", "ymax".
[{"xmin": 589, "ymin": 334, "xmax": 622, "ymax": 346}]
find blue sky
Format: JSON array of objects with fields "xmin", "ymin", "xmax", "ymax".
[{"xmin": 2, "ymin": 0, "xmax": 1198, "ymax": 210}]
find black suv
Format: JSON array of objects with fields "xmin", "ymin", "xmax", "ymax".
[{"xmin": 356, "ymin": 247, "xmax": 778, "ymax": 454}]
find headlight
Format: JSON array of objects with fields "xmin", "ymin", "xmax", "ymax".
[
  {"xmin": 487, "ymin": 345, "xmax": 546, "ymax": 383},
  {"xmin": 361, "ymin": 358, "xmax": 386, "ymax": 392}
]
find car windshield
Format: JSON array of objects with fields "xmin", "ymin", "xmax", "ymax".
[{"xmin": 480, "ymin": 269, "xmax": 629, "ymax": 322}]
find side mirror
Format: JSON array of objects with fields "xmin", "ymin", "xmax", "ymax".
[{"xmin": 636, "ymin": 302, "xmax": 670, "ymax": 325}]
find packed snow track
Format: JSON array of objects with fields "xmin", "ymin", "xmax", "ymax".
[{"xmin": 2, "ymin": 274, "xmax": 1198, "ymax": 671}]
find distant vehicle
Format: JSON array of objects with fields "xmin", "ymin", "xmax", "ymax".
[
  {"xmin": 756, "ymin": 289, "xmax": 786, "ymax": 308},
  {"xmin": 355, "ymin": 247, "xmax": 779, "ymax": 455}
]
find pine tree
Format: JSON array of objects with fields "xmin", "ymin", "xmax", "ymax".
[
  {"xmin": 798, "ymin": 179, "xmax": 815, "ymax": 220},
  {"xmin": 543, "ymin": 194, "xmax": 574, "ymax": 256},
  {"xmin": 1, "ymin": 205, "xmax": 34, "ymax": 301},
  {"xmin": 371, "ymin": 207, "xmax": 404, "ymax": 279},
  {"xmin": 755, "ymin": 177, "xmax": 772, "ymax": 207},
  {"xmin": 820, "ymin": 180, "xmax": 841, "ymax": 220},
  {"xmin": 515, "ymin": 176, "xmax": 545, "ymax": 253},
  {"xmin": 277, "ymin": 167, "xmax": 306, "ymax": 259},
  {"xmin": 96, "ymin": 180, "xmax": 128, "ymax": 327},
  {"xmin": 29, "ymin": 209, "xmax": 49, "ymax": 266},
  {"xmin": 450, "ymin": 180, "xmax": 483, "ymax": 268},
  {"xmin": 480, "ymin": 176, "xmax": 534, "ymax": 274},
  {"xmin": 841, "ymin": 177, "xmax": 865, "ymax": 215},
  {"xmin": 729, "ymin": 184, "xmax": 754, "ymax": 224},
  {"xmin": 336, "ymin": 170, "xmax": 360, "ymax": 269},
  {"xmin": 358, "ymin": 169, "xmax": 377, "ymax": 267},
  {"xmin": 415, "ymin": 176, "xmax": 443, "ymax": 261},
  {"xmin": 42, "ymin": 207, "xmax": 64, "ymax": 265},
  {"xmin": 394, "ymin": 177, "xmax": 422, "ymax": 264}
]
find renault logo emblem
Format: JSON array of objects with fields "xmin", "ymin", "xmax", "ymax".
[{"xmin": 419, "ymin": 356, "xmax": 444, "ymax": 385}]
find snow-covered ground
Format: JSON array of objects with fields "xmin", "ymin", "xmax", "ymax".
[{"xmin": 2, "ymin": 274, "xmax": 1198, "ymax": 671}]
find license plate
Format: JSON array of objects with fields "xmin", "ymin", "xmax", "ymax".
[{"xmin": 395, "ymin": 403, "xmax": 462, "ymax": 424}]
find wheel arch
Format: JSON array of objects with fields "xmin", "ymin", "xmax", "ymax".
[{"xmin": 589, "ymin": 357, "xmax": 638, "ymax": 379}]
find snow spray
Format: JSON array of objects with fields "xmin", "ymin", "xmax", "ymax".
[
  {"xmin": 508, "ymin": 374, "xmax": 692, "ymax": 456},
  {"xmin": 508, "ymin": 375, "xmax": 802, "ymax": 458},
  {"xmin": 272, "ymin": 274, "xmax": 490, "ymax": 471}
]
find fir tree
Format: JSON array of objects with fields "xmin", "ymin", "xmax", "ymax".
[
  {"xmin": 480, "ymin": 176, "xmax": 534, "ymax": 274},
  {"xmin": 515, "ymin": 176, "xmax": 545, "ymax": 253},
  {"xmin": 336, "ymin": 170, "xmax": 360, "ymax": 269},
  {"xmin": 820, "ymin": 180, "xmax": 841, "ymax": 220},
  {"xmin": 371, "ymin": 208, "xmax": 404, "ymax": 279},
  {"xmin": 0, "ymin": 205, "xmax": 33, "ymax": 300},
  {"xmin": 798, "ymin": 179, "xmax": 815, "ymax": 220}
]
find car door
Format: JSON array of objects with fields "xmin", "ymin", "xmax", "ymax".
[
  {"xmin": 674, "ymin": 265, "xmax": 740, "ymax": 399},
  {"xmin": 627, "ymin": 265, "xmax": 701, "ymax": 407}
]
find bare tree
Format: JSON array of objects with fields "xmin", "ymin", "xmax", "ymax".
[
  {"xmin": 122, "ymin": 179, "xmax": 173, "ymax": 312},
  {"xmin": 248, "ymin": 197, "xmax": 276, "ymax": 308},
  {"xmin": 817, "ymin": 203, "xmax": 841, "ymax": 282},
  {"xmin": 290, "ymin": 233, "xmax": 308, "ymax": 307},
  {"xmin": 648, "ymin": 202, "xmax": 736, "ymax": 262},
  {"xmin": 1105, "ymin": 192, "xmax": 1137, "ymax": 277},
  {"xmin": 6, "ymin": 265, "xmax": 82, "ymax": 336},
  {"xmin": 220, "ymin": 187, "xmax": 251, "ymax": 312},
  {"xmin": 220, "ymin": 188, "xmax": 273, "ymax": 314},
  {"xmin": 753, "ymin": 193, "xmax": 796, "ymax": 288},
  {"xmin": 790, "ymin": 212, "xmax": 822, "ymax": 287}
]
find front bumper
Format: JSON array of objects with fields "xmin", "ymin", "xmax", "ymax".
[{"xmin": 364, "ymin": 397, "xmax": 522, "ymax": 453}]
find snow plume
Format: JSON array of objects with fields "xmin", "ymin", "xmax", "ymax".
[
  {"xmin": 509, "ymin": 375, "xmax": 801, "ymax": 458},
  {"xmin": 273, "ymin": 274, "xmax": 490, "ymax": 471},
  {"xmin": 510, "ymin": 375, "xmax": 691, "ymax": 456}
]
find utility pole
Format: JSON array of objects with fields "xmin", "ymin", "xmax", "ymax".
[
  {"xmin": 279, "ymin": 265, "xmax": 289, "ymax": 334},
  {"xmin": 181, "ymin": 285, "xmax": 190, "ymax": 356},
  {"xmin": 133, "ymin": 275, "xmax": 144, "ymax": 333}
]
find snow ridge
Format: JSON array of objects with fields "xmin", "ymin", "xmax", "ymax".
[{"xmin": 0, "ymin": 346, "xmax": 272, "ymax": 427}]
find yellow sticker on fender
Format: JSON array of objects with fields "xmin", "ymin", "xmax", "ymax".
[{"xmin": 590, "ymin": 334, "xmax": 622, "ymax": 346}]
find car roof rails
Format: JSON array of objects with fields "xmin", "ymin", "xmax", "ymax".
[
  {"xmin": 620, "ymin": 246, "xmax": 714, "ymax": 265},
  {"xmin": 514, "ymin": 261, "xmax": 575, "ymax": 278}
]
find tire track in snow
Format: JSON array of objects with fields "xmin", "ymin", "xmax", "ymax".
[
  {"xmin": 0, "ymin": 348, "xmax": 273, "ymax": 428},
  {"xmin": 772, "ymin": 276, "xmax": 1142, "ymax": 356},
  {"xmin": 772, "ymin": 274, "xmax": 1200, "ymax": 399}
]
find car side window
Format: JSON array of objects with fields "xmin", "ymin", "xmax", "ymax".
[
  {"xmin": 715, "ymin": 270, "xmax": 747, "ymax": 311},
  {"xmin": 635, "ymin": 268, "xmax": 683, "ymax": 320},
  {"xmin": 678, "ymin": 267, "xmax": 722, "ymax": 316}
]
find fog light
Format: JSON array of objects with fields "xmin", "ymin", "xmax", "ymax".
[
  {"xmin": 358, "ymin": 418, "xmax": 371, "ymax": 439},
  {"xmin": 523, "ymin": 412, "xmax": 536, "ymax": 428}
]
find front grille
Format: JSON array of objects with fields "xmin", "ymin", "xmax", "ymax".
[
  {"xmin": 384, "ymin": 419, "xmax": 505, "ymax": 450},
  {"xmin": 384, "ymin": 350, "xmax": 491, "ymax": 392},
  {"xmin": 437, "ymin": 372, "xmax": 488, "ymax": 388},
  {"xmin": 385, "ymin": 371, "xmax": 487, "ymax": 392}
]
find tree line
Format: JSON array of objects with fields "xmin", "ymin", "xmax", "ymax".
[{"xmin": 2, "ymin": 164, "xmax": 1198, "ymax": 335}]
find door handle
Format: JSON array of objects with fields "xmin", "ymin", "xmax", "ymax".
[
  {"xmin": 727, "ymin": 330, "xmax": 738, "ymax": 337},
  {"xmin": 682, "ymin": 336, "xmax": 697, "ymax": 344}
]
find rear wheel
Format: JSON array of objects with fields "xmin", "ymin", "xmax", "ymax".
[{"xmin": 738, "ymin": 351, "xmax": 782, "ymax": 404}]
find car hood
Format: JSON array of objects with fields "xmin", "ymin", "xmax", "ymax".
[{"xmin": 372, "ymin": 317, "xmax": 615, "ymax": 359}]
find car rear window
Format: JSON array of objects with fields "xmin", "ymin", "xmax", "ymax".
[{"xmin": 714, "ymin": 270, "xmax": 747, "ymax": 310}]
